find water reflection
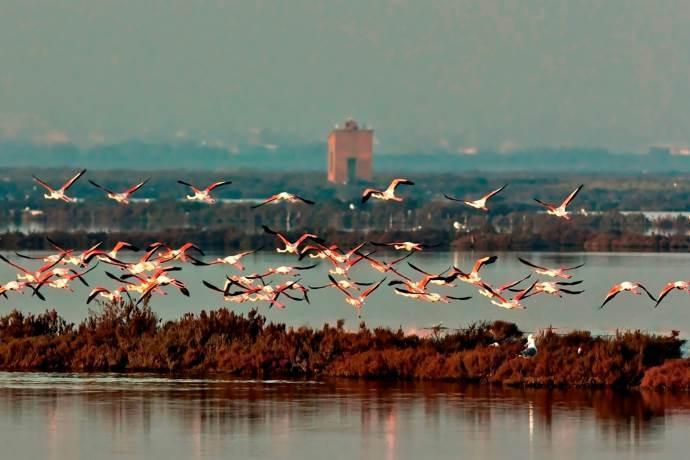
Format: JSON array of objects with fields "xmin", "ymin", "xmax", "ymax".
[{"xmin": 0, "ymin": 374, "xmax": 689, "ymax": 459}]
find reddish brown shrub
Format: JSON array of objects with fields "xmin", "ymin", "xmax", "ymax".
[
  {"xmin": 0, "ymin": 302, "xmax": 685, "ymax": 390},
  {"xmin": 642, "ymin": 360, "xmax": 690, "ymax": 391}
]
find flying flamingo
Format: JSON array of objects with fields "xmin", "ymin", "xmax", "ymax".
[
  {"xmin": 309, "ymin": 278, "xmax": 375, "ymax": 292},
  {"xmin": 250, "ymin": 263, "xmax": 318, "ymax": 280},
  {"xmin": 480, "ymin": 281, "xmax": 538, "ymax": 310},
  {"xmin": 0, "ymin": 254, "xmax": 65, "ymax": 283},
  {"xmin": 599, "ymin": 282, "xmax": 656, "ymax": 309},
  {"xmin": 392, "ymin": 288, "xmax": 471, "ymax": 303},
  {"xmin": 518, "ymin": 257, "xmax": 584, "ymax": 279},
  {"xmin": 252, "ymin": 192, "xmax": 314, "ymax": 208},
  {"xmin": 198, "ymin": 249, "xmax": 259, "ymax": 271},
  {"xmin": 223, "ymin": 279, "xmax": 307, "ymax": 309},
  {"xmin": 37, "ymin": 265, "xmax": 97, "ymax": 291},
  {"xmin": 262, "ymin": 225, "xmax": 318, "ymax": 254},
  {"xmin": 361, "ymin": 178, "xmax": 414, "ymax": 203},
  {"xmin": 477, "ymin": 274, "xmax": 531, "ymax": 298},
  {"xmin": 89, "ymin": 179, "xmax": 148, "ymax": 204},
  {"xmin": 32, "ymin": 169, "xmax": 86, "ymax": 202},
  {"xmin": 406, "ymin": 262, "xmax": 455, "ymax": 287},
  {"xmin": 154, "ymin": 242, "xmax": 204, "ymax": 263},
  {"xmin": 177, "ymin": 180, "xmax": 232, "ymax": 204},
  {"xmin": 328, "ymin": 275, "xmax": 385, "ymax": 317},
  {"xmin": 388, "ymin": 272, "xmax": 452, "ymax": 294},
  {"xmin": 0, "ymin": 280, "xmax": 45, "ymax": 301},
  {"xmin": 443, "ymin": 184, "xmax": 507, "ymax": 211},
  {"xmin": 534, "ymin": 184, "xmax": 583, "ymax": 219},
  {"xmin": 449, "ymin": 256, "xmax": 498, "ymax": 285},
  {"xmin": 323, "ymin": 249, "xmax": 369, "ymax": 277},
  {"xmin": 300, "ymin": 242, "xmax": 365, "ymax": 264},
  {"xmin": 369, "ymin": 241, "xmax": 439, "ymax": 252},
  {"xmin": 655, "ymin": 281, "xmax": 690, "ymax": 308},
  {"xmin": 516, "ymin": 280, "xmax": 585, "ymax": 298},
  {"xmin": 86, "ymin": 286, "xmax": 132, "ymax": 304},
  {"xmin": 131, "ymin": 268, "xmax": 190, "ymax": 305},
  {"xmin": 360, "ymin": 252, "xmax": 413, "ymax": 280},
  {"xmin": 202, "ymin": 280, "xmax": 257, "ymax": 303}
]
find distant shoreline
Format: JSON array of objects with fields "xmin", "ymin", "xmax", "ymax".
[{"xmin": 1, "ymin": 228, "xmax": 690, "ymax": 253}]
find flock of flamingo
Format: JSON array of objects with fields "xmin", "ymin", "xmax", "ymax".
[{"xmin": 0, "ymin": 170, "xmax": 684, "ymax": 315}]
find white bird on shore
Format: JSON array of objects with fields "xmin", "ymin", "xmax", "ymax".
[{"xmin": 520, "ymin": 334, "xmax": 537, "ymax": 357}]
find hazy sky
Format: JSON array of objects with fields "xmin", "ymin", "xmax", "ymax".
[{"xmin": 1, "ymin": 0, "xmax": 690, "ymax": 152}]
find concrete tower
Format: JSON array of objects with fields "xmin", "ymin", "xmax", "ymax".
[{"xmin": 327, "ymin": 118, "xmax": 373, "ymax": 183}]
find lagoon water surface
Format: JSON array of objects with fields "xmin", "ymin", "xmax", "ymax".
[
  {"xmin": 0, "ymin": 251, "xmax": 689, "ymax": 336},
  {"xmin": 1, "ymin": 373, "xmax": 690, "ymax": 459}
]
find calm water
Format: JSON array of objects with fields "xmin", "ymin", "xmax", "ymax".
[
  {"xmin": 1, "ymin": 250, "xmax": 689, "ymax": 337},
  {"xmin": 1, "ymin": 373, "xmax": 690, "ymax": 459}
]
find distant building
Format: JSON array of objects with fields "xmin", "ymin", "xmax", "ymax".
[{"xmin": 328, "ymin": 118, "xmax": 373, "ymax": 183}]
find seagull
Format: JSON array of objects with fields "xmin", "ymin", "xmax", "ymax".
[
  {"xmin": 518, "ymin": 257, "xmax": 584, "ymax": 279},
  {"xmin": 443, "ymin": 184, "xmax": 507, "ymax": 211},
  {"xmin": 177, "ymin": 180, "xmax": 232, "ymax": 204},
  {"xmin": 520, "ymin": 334, "xmax": 537, "ymax": 357},
  {"xmin": 252, "ymin": 192, "xmax": 314, "ymax": 208},
  {"xmin": 89, "ymin": 179, "xmax": 148, "ymax": 204},
  {"xmin": 655, "ymin": 281, "xmax": 690, "ymax": 308},
  {"xmin": 263, "ymin": 225, "xmax": 318, "ymax": 254},
  {"xmin": 600, "ymin": 281, "xmax": 656, "ymax": 309},
  {"xmin": 534, "ymin": 184, "xmax": 583, "ymax": 219},
  {"xmin": 32, "ymin": 169, "xmax": 86, "ymax": 202},
  {"xmin": 361, "ymin": 178, "xmax": 414, "ymax": 203}
]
